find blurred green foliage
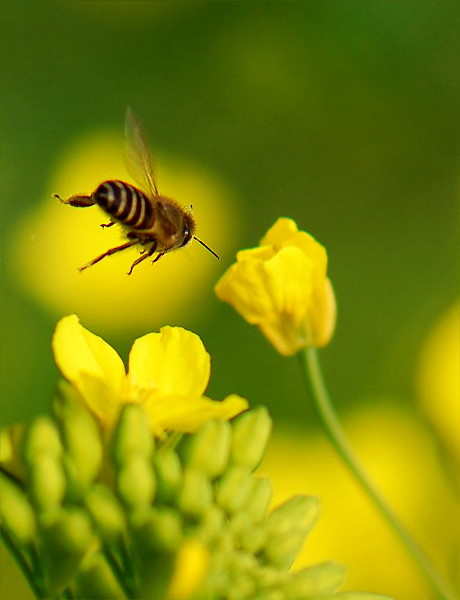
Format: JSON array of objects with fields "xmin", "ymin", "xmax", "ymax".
[
  {"xmin": 1, "ymin": 4, "xmax": 459, "ymax": 600},
  {"xmin": 2, "ymin": 2, "xmax": 458, "ymax": 426}
]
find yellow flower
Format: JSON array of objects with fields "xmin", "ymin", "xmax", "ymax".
[
  {"xmin": 215, "ymin": 218, "xmax": 336, "ymax": 355},
  {"xmin": 52, "ymin": 315, "xmax": 248, "ymax": 434},
  {"xmin": 166, "ymin": 538, "xmax": 210, "ymax": 600}
]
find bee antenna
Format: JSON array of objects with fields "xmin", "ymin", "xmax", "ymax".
[{"xmin": 193, "ymin": 236, "xmax": 220, "ymax": 260}]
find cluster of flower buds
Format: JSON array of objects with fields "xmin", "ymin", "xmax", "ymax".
[{"xmin": 0, "ymin": 396, "xmax": 388, "ymax": 600}]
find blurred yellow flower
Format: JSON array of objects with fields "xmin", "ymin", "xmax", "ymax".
[
  {"xmin": 167, "ymin": 538, "xmax": 210, "ymax": 600},
  {"xmin": 52, "ymin": 315, "xmax": 248, "ymax": 434},
  {"xmin": 416, "ymin": 300, "xmax": 460, "ymax": 470},
  {"xmin": 260, "ymin": 403, "xmax": 459, "ymax": 599},
  {"xmin": 215, "ymin": 217, "xmax": 336, "ymax": 355},
  {"xmin": 9, "ymin": 127, "xmax": 237, "ymax": 333}
]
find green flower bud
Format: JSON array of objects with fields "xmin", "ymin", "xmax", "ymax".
[
  {"xmin": 195, "ymin": 505, "xmax": 225, "ymax": 545},
  {"xmin": 216, "ymin": 465, "xmax": 252, "ymax": 513},
  {"xmin": 75, "ymin": 551, "xmax": 124, "ymax": 599},
  {"xmin": 230, "ymin": 407, "xmax": 272, "ymax": 470},
  {"xmin": 112, "ymin": 404, "xmax": 154, "ymax": 466},
  {"xmin": 28, "ymin": 454, "xmax": 66, "ymax": 511},
  {"xmin": 264, "ymin": 529, "xmax": 308, "ymax": 569},
  {"xmin": 154, "ymin": 448, "xmax": 183, "ymax": 502},
  {"xmin": 263, "ymin": 495, "xmax": 320, "ymax": 569},
  {"xmin": 177, "ymin": 468, "xmax": 213, "ymax": 517},
  {"xmin": 137, "ymin": 552, "xmax": 176, "ymax": 600},
  {"xmin": 229, "ymin": 513, "xmax": 269, "ymax": 558},
  {"xmin": 54, "ymin": 387, "xmax": 102, "ymax": 498},
  {"xmin": 23, "ymin": 417, "xmax": 63, "ymax": 464},
  {"xmin": 213, "ymin": 527, "xmax": 235, "ymax": 557},
  {"xmin": 330, "ymin": 594, "xmax": 394, "ymax": 600},
  {"xmin": 131, "ymin": 508, "xmax": 182, "ymax": 599},
  {"xmin": 229, "ymin": 511, "xmax": 253, "ymax": 538},
  {"xmin": 85, "ymin": 485, "xmax": 125, "ymax": 545},
  {"xmin": 252, "ymin": 591, "xmax": 284, "ymax": 600},
  {"xmin": 227, "ymin": 572, "xmax": 257, "ymax": 600},
  {"xmin": 183, "ymin": 419, "xmax": 231, "ymax": 478},
  {"xmin": 238, "ymin": 524, "xmax": 268, "ymax": 554},
  {"xmin": 253, "ymin": 565, "xmax": 286, "ymax": 588},
  {"xmin": 131, "ymin": 507, "xmax": 183, "ymax": 553},
  {"xmin": 266, "ymin": 495, "xmax": 319, "ymax": 538},
  {"xmin": 206, "ymin": 552, "xmax": 230, "ymax": 591},
  {"xmin": 228, "ymin": 548, "xmax": 258, "ymax": 576},
  {"xmin": 117, "ymin": 454, "xmax": 156, "ymax": 508},
  {"xmin": 0, "ymin": 472, "xmax": 36, "ymax": 544},
  {"xmin": 242, "ymin": 477, "xmax": 273, "ymax": 523},
  {"xmin": 281, "ymin": 561, "xmax": 347, "ymax": 596},
  {"xmin": 23, "ymin": 418, "xmax": 66, "ymax": 511},
  {"xmin": 40, "ymin": 507, "xmax": 93, "ymax": 595}
]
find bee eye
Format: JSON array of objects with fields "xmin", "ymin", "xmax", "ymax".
[{"xmin": 179, "ymin": 226, "xmax": 192, "ymax": 247}]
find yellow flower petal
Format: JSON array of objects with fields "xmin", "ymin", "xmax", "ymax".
[
  {"xmin": 263, "ymin": 247, "xmax": 313, "ymax": 325},
  {"xmin": 237, "ymin": 246, "xmax": 275, "ymax": 262},
  {"xmin": 216, "ymin": 259, "xmax": 271, "ymax": 324},
  {"xmin": 127, "ymin": 326, "xmax": 210, "ymax": 400},
  {"xmin": 144, "ymin": 393, "xmax": 248, "ymax": 434},
  {"xmin": 261, "ymin": 217, "xmax": 328, "ymax": 279},
  {"xmin": 260, "ymin": 218, "xmax": 328, "ymax": 284},
  {"xmin": 307, "ymin": 277, "xmax": 337, "ymax": 347},
  {"xmin": 52, "ymin": 315, "xmax": 126, "ymax": 425},
  {"xmin": 260, "ymin": 217, "xmax": 299, "ymax": 247}
]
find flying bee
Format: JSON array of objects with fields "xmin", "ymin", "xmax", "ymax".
[{"xmin": 54, "ymin": 107, "xmax": 219, "ymax": 275}]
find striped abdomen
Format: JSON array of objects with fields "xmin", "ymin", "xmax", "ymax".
[{"xmin": 94, "ymin": 180, "xmax": 155, "ymax": 230}]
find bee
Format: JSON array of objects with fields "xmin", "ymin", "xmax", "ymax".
[{"xmin": 54, "ymin": 108, "xmax": 219, "ymax": 275}]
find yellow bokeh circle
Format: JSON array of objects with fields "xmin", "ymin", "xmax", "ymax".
[
  {"xmin": 261, "ymin": 404, "xmax": 458, "ymax": 599},
  {"xmin": 11, "ymin": 127, "xmax": 238, "ymax": 333}
]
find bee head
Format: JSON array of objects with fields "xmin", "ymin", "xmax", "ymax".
[{"xmin": 179, "ymin": 211, "xmax": 196, "ymax": 248}]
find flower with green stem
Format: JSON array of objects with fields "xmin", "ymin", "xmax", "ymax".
[
  {"xmin": 1, "ymin": 317, "xmax": 395, "ymax": 600},
  {"xmin": 215, "ymin": 217, "xmax": 459, "ymax": 600}
]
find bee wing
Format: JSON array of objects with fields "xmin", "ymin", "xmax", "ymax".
[{"xmin": 124, "ymin": 107, "xmax": 159, "ymax": 197}]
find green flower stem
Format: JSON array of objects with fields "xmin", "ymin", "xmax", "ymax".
[
  {"xmin": 161, "ymin": 431, "xmax": 183, "ymax": 451},
  {"xmin": 0, "ymin": 530, "xmax": 44, "ymax": 599},
  {"xmin": 299, "ymin": 346, "xmax": 458, "ymax": 600},
  {"xmin": 103, "ymin": 544, "xmax": 135, "ymax": 599},
  {"xmin": 119, "ymin": 539, "xmax": 137, "ymax": 597},
  {"xmin": 61, "ymin": 586, "xmax": 76, "ymax": 599}
]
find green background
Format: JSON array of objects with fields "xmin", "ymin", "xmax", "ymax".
[
  {"xmin": 2, "ymin": 1, "xmax": 458, "ymax": 425},
  {"xmin": 1, "ymin": 3, "xmax": 459, "ymax": 598}
]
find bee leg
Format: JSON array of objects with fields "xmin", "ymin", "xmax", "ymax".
[
  {"xmin": 127, "ymin": 253, "xmax": 150, "ymax": 275},
  {"xmin": 127, "ymin": 243, "xmax": 157, "ymax": 275},
  {"xmin": 54, "ymin": 193, "xmax": 96, "ymax": 208},
  {"xmin": 151, "ymin": 252, "xmax": 165, "ymax": 264},
  {"xmin": 79, "ymin": 240, "xmax": 137, "ymax": 272},
  {"xmin": 100, "ymin": 220, "xmax": 115, "ymax": 228}
]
